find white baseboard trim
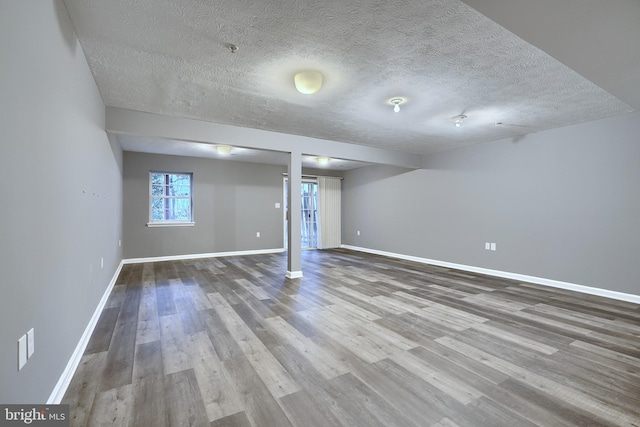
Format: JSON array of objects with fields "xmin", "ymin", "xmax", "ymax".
[
  {"xmin": 47, "ymin": 247, "xmax": 287, "ymax": 403},
  {"xmin": 286, "ymin": 270, "xmax": 303, "ymax": 279},
  {"xmin": 123, "ymin": 248, "xmax": 286, "ymax": 264},
  {"xmin": 47, "ymin": 260, "xmax": 124, "ymax": 404},
  {"xmin": 341, "ymin": 245, "xmax": 640, "ymax": 304}
]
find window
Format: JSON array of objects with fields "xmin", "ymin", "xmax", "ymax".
[{"xmin": 148, "ymin": 171, "xmax": 194, "ymax": 226}]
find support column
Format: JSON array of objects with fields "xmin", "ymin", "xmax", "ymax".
[{"xmin": 286, "ymin": 151, "xmax": 303, "ymax": 278}]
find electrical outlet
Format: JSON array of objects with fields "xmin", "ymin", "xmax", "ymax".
[
  {"xmin": 18, "ymin": 335, "xmax": 27, "ymax": 370},
  {"xmin": 485, "ymin": 242, "xmax": 491, "ymax": 250},
  {"xmin": 357, "ymin": 230, "xmax": 361, "ymax": 236},
  {"xmin": 256, "ymin": 231, "xmax": 260, "ymax": 237},
  {"xmin": 27, "ymin": 328, "xmax": 34, "ymax": 358},
  {"xmin": 275, "ymin": 202, "xmax": 281, "ymax": 208},
  {"xmin": 490, "ymin": 243, "xmax": 497, "ymax": 251}
]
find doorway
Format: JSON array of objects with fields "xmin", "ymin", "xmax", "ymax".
[{"xmin": 284, "ymin": 178, "xmax": 318, "ymax": 249}]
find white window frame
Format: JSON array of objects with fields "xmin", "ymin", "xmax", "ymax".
[{"xmin": 147, "ymin": 171, "xmax": 195, "ymax": 227}]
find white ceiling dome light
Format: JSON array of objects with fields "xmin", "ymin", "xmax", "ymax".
[
  {"xmin": 216, "ymin": 145, "xmax": 232, "ymax": 155},
  {"xmin": 294, "ymin": 70, "xmax": 323, "ymax": 94},
  {"xmin": 316, "ymin": 156, "xmax": 329, "ymax": 165}
]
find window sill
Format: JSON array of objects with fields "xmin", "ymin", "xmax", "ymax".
[{"xmin": 146, "ymin": 222, "xmax": 195, "ymax": 228}]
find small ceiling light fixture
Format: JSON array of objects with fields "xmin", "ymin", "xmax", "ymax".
[
  {"xmin": 316, "ymin": 156, "xmax": 329, "ymax": 166},
  {"xmin": 451, "ymin": 114, "xmax": 468, "ymax": 127},
  {"xmin": 294, "ymin": 70, "xmax": 323, "ymax": 94},
  {"xmin": 390, "ymin": 98, "xmax": 404, "ymax": 113},
  {"xmin": 216, "ymin": 145, "xmax": 232, "ymax": 155}
]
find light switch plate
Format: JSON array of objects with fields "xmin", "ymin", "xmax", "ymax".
[
  {"xmin": 18, "ymin": 335, "xmax": 27, "ymax": 370},
  {"xmin": 27, "ymin": 328, "xmax": 34, "ymax": 358},
  {"xmin": 275, "ymin": 202, "xmax": 281, "ymax": 208},
  {"xmin": 490, "ymin": 243, "xmax": 497, "ymax": 251},
  {"xmin": 485, "ymin": 242, "xmax": 491, "ymax": 250}
]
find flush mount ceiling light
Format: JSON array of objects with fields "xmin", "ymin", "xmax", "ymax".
[
  {"xmin": 451, "ymin": 115, "xmax": 468, "ymax": 127},
  {"xmin": 389, "ymin": 98, "xmax": 404, "ymax": 113},
  {"xmin": 216, "ymin": 145, "xmax": 232, "ymax": 155},
  {"xmin": 316, "ymin": 156, "xmax": 329, "ymax": 165},
  {"xmin": 294, "ymin": 70, "xmax": 323, "ymax": 94}
]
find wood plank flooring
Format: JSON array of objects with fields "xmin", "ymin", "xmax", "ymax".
[{"xmin": 62, "ymin": 249, "xmax": 640, "ymax": 426}]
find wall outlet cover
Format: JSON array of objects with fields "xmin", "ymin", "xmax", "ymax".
[
  {"xmin": 18, "ymin": 335, "xmax": 27, "ymax": 370},
  {"xmin": 485, "ymin": 242, "xmax": 491, "ymax": 250},
  {"xmin": 491, "ymin": 243, "xmax": 497, "ymax": 251}
]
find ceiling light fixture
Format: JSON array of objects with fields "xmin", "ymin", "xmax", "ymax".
[
  {"xmin": 316, "ymin": 156, "xmax": 329, "ymax": 166},
  {"xmin": 294, "ymin": 70, "xmax": 323, "ymax": 94},
  {"xmin": 216, "ymin": 145, "xmax": 232, "ymax": 155},
  {"xmin": 390, "ymin": 98, "xmax": 403, "ymax": 113},
  {"xmin": 451, "ymin": 115, "xmax": 467, "ymax": 127}
]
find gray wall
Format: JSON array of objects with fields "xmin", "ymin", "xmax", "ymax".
[
  {"xmin": 123, "ymin": 152, "xmax": 286, "ymax": 258},
  {"xmin": 343, "ymin": 113, "xmax": 640, "ymax": 295},
  {"xmin": 0, "ymin": 1, "xmax": 123, "ymax": 403}
]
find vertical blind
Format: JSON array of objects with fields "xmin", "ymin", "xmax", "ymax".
[{"xmin": 317, "ymin": 177, "xmax": 341, "ymax": 249}]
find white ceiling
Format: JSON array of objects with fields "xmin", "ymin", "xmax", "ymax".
[{"xmin": 64, "ymin": 0, "xmax": 636, "ymax": 168}]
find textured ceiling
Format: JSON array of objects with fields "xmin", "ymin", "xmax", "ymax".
[{"xmin": 64, "ymin": 0, "xmax": 632, "ymax": 157}]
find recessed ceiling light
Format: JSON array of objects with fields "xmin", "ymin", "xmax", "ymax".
[{"xmin": 451, "ymin": 115, "xmax": 467, "ymax": 127}]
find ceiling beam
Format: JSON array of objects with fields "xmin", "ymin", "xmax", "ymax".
[
  {"xmin": 462, "ymin": 0, "xmax": 640, "ymax": 110},
  {"xmin": 106, "ymin": 107, "xmax": 423, "ymax": 169}
]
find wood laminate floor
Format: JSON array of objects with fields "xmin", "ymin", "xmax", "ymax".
[{"xmin": 63, "ymin": 249, "xmax": 640, "ymax": 426}]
